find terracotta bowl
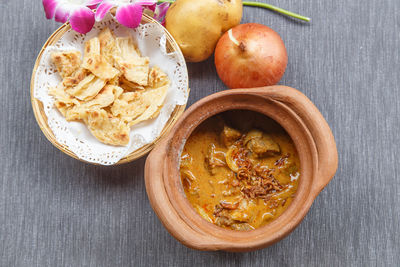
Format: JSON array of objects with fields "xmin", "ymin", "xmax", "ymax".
[{"xmin": 145, "ymin": 85, "xmax": 338, "ymax": 252}]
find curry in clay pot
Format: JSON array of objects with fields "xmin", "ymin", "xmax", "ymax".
[
  {"xmin": 145, "ymin": 86, "xmax": 338, "ymax": 251},
  {"xmin": 180, "ymin": 110, "xmax": 300, "ymax": 231}
]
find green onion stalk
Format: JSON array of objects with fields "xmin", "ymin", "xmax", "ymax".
[{"xmin": 157, "ymin": 0, "xmax": 311, "ymax": 22}]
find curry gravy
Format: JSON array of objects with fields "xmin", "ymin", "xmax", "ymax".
[{"xmin": 179, "ymin": 110, "xmax": 300, "ymax": 230}]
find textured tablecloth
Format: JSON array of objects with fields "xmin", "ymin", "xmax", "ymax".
[{"xmin": 1, "ymin": 0, "xmax": 399, "ymax": 266}]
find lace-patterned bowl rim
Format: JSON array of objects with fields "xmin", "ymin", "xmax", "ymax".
[{"xmin": 30, "ymin": 14, "xmax": 189, "ymax": 165}]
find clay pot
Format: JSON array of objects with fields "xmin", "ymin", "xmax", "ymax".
[{"xmin": 145, "ymin": 86, "xmax": 338, "ymax": 252}]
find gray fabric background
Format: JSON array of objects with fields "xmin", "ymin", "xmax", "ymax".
[{"xmin": 1, "ymin": 0, "xmax": 399, "ymax": 266}]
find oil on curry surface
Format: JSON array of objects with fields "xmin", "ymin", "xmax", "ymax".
[{"xmin": 180, "ymin": 110, "xmax": 300, "ymax": 231}]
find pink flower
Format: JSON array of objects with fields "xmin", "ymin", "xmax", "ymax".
[
  {"xmin": 95, "ymin": 0, "xmax": 165, "ymax": 29},
  {"xmin": 43, "ymin": 0, "xmax": 171, "ymax": 34},
  {"xmin": 42, "ymin": 0, "xmax": 102, "ymax": 34}
]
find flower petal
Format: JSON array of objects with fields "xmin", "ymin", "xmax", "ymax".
[
  {"xmin": 160, "ymin": 19, "xmax": 166, "ymax": 27},
  {"xmin": 95, "ymin": 2, "xmax": 115, "ymax": 21},
  {"xmin": 115, "ymin": 4, "xmax": 143, "ymax": 29},
  {"xmin": 69, "ymin": 6, "xmax": 95, "ymax": 34},
  {"xmin": 42, "ymin": 0, "xmax": 59, "ymax": 19},
  {"xmin": 146, "ymin": 3, "xmax": 156, "ymax": 12},
  {"xmin": 136, "ymin": 1, "xmax": 157, "ymax": 6},
  {"xmin": 54, "ymin": 3, "xmax": 71, "ymax": 23},
  {"xmin": 155, "ymin": 2, "xmax": 169, "ymax": 20},
  {"xmin": 86, "ymin": 0, "xmax": 103, "ymax": 6},
  {"xmin": 86, "ymin": 0, "xmax": 102, "ymax": 10}
]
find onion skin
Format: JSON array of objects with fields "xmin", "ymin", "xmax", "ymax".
[{"xmin": 214, "ymin": 23, "xmax": 288, "ymax": 89}]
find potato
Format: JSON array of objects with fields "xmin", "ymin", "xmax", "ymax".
[{"xmin": 165, "ymin": 0, "xmax": 242, "ymax": 62}]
